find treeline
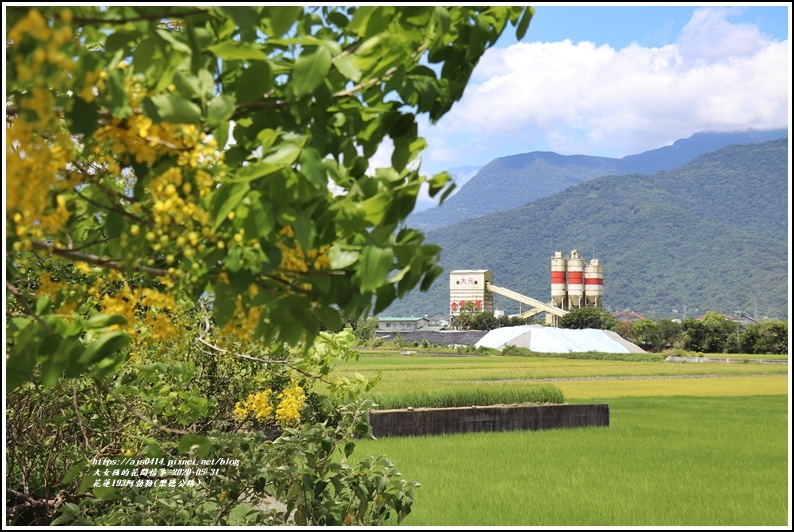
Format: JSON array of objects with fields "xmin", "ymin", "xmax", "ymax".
[
  {"xmin": 561, "ymin": 307, "xmax": 787, "ymax": 355},
  {"xmin": 618, "ymin": 314, "xmax": 788, "ymax": 355}
]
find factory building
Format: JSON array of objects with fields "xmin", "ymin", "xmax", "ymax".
[{"xmin": 450, "ymin": 250, "xmax": 604, "ymax": 326}]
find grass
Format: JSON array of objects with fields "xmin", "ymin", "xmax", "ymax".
[
  {"xmin": 558, "ymin": 375, "xmax": 788, "ymax": 399},
  {"xmin": 367, "ymin": 383, "xmax": 564, "ymax": 410},
  {"xmin": 354, "ymin": 395, "xmax": 789, "ymax": 526},
  {"xmin": 666, "ymin": 353, "xmax": 789, "ymax": 361},
  {"xmin": 335, "ymin": 352, "xmax": 787, "ymax": 400}
]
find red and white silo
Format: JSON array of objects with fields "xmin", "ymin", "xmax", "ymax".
[
  {"xmin": 550, "ymin": 251, "xmax": 567, "ymax": 310},
  {"xmin": 567, "ymin": 250, "xmax": 584, "ymax": 309},
  {"xmin": 584, "ymin": 258, "xmax": 604, "ymax": 307}
]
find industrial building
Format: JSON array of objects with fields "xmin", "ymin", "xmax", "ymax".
[
  {"xmin": 450, "ymin": 250, "xmax": 604, "ymax": 326},
  {"xmin": 377, "ymin": 316, "xmax": 429, "ymax": 332}
]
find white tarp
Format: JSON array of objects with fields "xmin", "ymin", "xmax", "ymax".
[
  {"xmin": 473, "ymin": 325, "xmax": 535, "ymax": 349},
  {"xmin": 476, "ymin": 326, "xmax": 633, "ymax": 353}
]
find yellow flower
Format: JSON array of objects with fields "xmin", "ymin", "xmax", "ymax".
[{"xmin": 275, "ymin": 380, "xmax": 306, "ymax": 427}]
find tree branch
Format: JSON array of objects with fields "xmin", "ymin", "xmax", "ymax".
[
  {"xmin": 5, "ymin": 282, "xmax": 55, "ymax": 334},
  {"xmin": 31, "ymin": 241, "xmax": 168, "ymax": 277},
  {"xmin": 73, "ymin": 189, "xmax": 146, "ymax": 225},
  {"xmin": 6, "ymin": 489, "xmax": 67, "ymax": 523},
  {"xmin": 71, "ymin": 380, "xmax": 92, "ymax": 448},
  {"xmin": 94, "ymin": 379, "xmax": 190, "ymax": 435},
  {"xmin": 71, "ymin": 9, "xmax": 207, "ymax": 25},
  {"xmin": 195, "ymin": 300, "xmax": 333, "ymax": 384}
]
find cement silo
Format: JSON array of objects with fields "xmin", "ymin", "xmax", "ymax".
[
  {"xmin": 566, "ymin": 250, "xmax": 584, "ymax": 309},
  {"xmin": 550, "ymin": 251, "xmax": 567, "ymax": 310},
  {"xmin": 449, "ymin": 270, "xmax": 494, "ymax": 316},
  {"xmin": 584, "ymin": 258, "xmax": 604, "ymax": 307}
]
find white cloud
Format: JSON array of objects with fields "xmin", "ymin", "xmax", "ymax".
[
  {"xmin": 421, "ymin": 7, "xmax": 790, "ymax": 169},
  {"xmin": 678, "ymin": 7, "xmax": 773, "ymax": 63}
]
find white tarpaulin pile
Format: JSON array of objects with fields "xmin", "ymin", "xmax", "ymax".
[{"xmin": 475, "ymin": 324, "xmax": 643, "ymax": 353}]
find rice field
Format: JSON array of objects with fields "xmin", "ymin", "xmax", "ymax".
[
  {"xmin": 354, "ymin": 395, "xmax": 789, "ymax": 526},
  {"xmin": 340, "ymin": 351, "xmax": 789, "ymax": 526},
  {"xmin": 333, "ymin": 350, "xmax": 788, "ymax": 403}
]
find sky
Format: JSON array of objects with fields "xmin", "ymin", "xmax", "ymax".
[{"xmin": 389, "ymin": 4, "xmax": 791, "ymax": 210}]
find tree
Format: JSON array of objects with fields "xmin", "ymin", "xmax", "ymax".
[
  {"xmin": 5, "ymin": 5, "xmax": 534, "ymax": 525},
  {"xmin": 470, "ymin": 311, "xmax": 498, "ymax": 331},
  {"xmin": 745, "ymin": 320, "xmax": 788, "ymax": 354},
  {"xmin": 700, "ymin": 312, "xmax": 735, "ymax": 353},
  {"xmin": 452, "ymin": 301, "xmax": 478, "ymax": 330},
  {"xmin": 681, "ymin": 318, "xmax": 707, "ymax": 352},
  {"xmin": 352, "ymin": 317, "xmax": 379, "ymax": 346},
  {"xmin": 630, "ymin": 319, "xmax": 657, "ymax": 351},
  {"xmin": 558, "ymin": 306, "xmax": 618, "ymax": 331}
]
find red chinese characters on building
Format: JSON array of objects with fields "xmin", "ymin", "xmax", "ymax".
[{"xmin": 450, "ymin": 300, "xmax": 483, "ymax": 312}]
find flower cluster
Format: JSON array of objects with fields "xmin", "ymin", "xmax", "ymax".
[
  {"xmin": 97, "ymin": 271, "xmax": 179, "ymax": 351},
  {"xmin": 7, "ymin": 9, "xmax": 78, "ymax": 247},
  {"xmin": 233, "ymin": 380, "xmax": 306, "ymax": 427},
  {"xmin": 275, "ymin": 379, "xmax": 307, "ymax": 427},
  {"xmin": 233, "ymin": 389, "xmax": 273, "ymax": 423}
]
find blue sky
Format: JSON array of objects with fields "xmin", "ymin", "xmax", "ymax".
[{"xmin": 391, "ymin": 4, "xmax": 791, "ymax": 210}]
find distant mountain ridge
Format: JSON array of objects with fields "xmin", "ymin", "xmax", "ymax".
[
  {"xmin": 389, "ymin": 137, "xmax": 789, "ymax": 320},
  {"xmin": 409, "ymin": 128, "xmax": 788, "ymax": 231}
]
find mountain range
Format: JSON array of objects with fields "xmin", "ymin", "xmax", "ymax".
[
  {"xmin": 409, "ymin": 129, "xmax": 788, "ymax": 231},
  {"xmin": 387, "ymin": 133, "xmax": 789, "ymax": 321}
]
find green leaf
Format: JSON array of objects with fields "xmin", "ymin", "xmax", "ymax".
[
  {"xmin": 516, "ymin": 7, "xmax": 534, "ymax": 41},
  {"xmin": 333, "ymin": 54, "xmax": 361, "ymax": 82},
  {"xmin": 344, "ymin": 441, "xmax": 356, "ymax": 458},
  {"xmin": 208, "ymin": 41, "xmax": 270, "ymax": 61},
  {"xmin": 6, "ymin": 324, "xmax": 41, "ymax": 392},
  {"xmin": 78, "ymin": 331, "xmax": 131, "ymax": 365},
  {"xmin": 212, "ymin": 282, "xmax": 236, "ymax": 328},
  {"xmin": 131, "ymin": 38, "xmax": 159, "ymax": 81},
  {"xmin": 143, "ymin": 95, "xmax": 202, "ymax": 125},
  {"xmin": 154, "ymin": 28, "xmax": 191, "ymax": 55},
  {"xmin": 67, "ymin": 97, "xmax": 99, "ymax": 137},
  {"xmin": 207, "ymin": 95, "xmax": 236, "ymax": 128},
  {"xmin": 357, "ymin": 246, "xmax": 394, "ymax": 292},
  {"xmin": 89, "ymin": 351, "xmax": 128, "ymax": 379},
  {"xmin": 219, "ymin": 6, "xmax": 260, "ymax": 38},
  {"xmin": 360, "ymin": 194, "xmax": 389, "ymax": 225},
  {"xmin": 292, "ymin": 46, "xmax": 332, "ymax": 97},
  {"xmin": 210, "ymin": 182, "xmax": 250, "ymax": 231},
  {"xmin": 243, "ymin": 201, "xmax": 276, "ymax": 240},
  {"xmin": 178, "ymin": 434, "xmax": 211, "ymax": 457},
  {"xmin": 197, "ymin": 69, "xmax": 216, "ymax": 100},
  {"xmin": 84, "ymin": 314, "xmax": 128, "ymax": 329},
  {"xmin": 374, "ymin": 283, "xmax": 396, "ymax": 314},
  {"xmin": 173, "ymin": 70, "xmax": 202, "ymax": 100},
  {"xmin": 92, "ymin": 486, "xmax": 119, "ymax": 501},
  {"xmin": 428, "ymin": 171, "xmax": 451, "ymax": 196},
  {"xmin": 104, "ymin": 30, "xmax": 139, "ymax": 54},
  {"xmin": 214, "ymin": 120, "xmax": 229, "ymax": 150},
  {"xmin": 35, "ymin": 295, "xmax": 51, "ymax": 315},
  {"xmin": 62, "ymin": 459, "xmax": 89, "ymax": 484},
  {"xmin": 269, "ymin": 6, "xmax": 303, "ymax": 37},
  {"xmin": 315, "ymin": 306, "xmax": 343, "ymax": 332},
  {"xmin": 293, "ymin": 213, "xmax": 315, "ymax": 252},
  {"xmin": 328, "ymin": 245, "xmax": 359, "ymax": 269},
  {"xmin": 234, "ymin": 61, "xmax": 272, "ymax": 104}
]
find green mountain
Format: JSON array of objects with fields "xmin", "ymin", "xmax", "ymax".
[
  {"xmin": 389, "ymin": 137, "xmax": 789, "ymax": 320},
  {"xmin": 410, "ymin": 129, "xmax": 788, "ymax": 231}
]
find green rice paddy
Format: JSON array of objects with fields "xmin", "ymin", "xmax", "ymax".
[{"xmin": 338, "ymin": 350, "xmax": 789, "ymax": 526}]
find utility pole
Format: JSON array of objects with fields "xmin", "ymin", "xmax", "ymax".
[{"xmin": 735, "ymin": 307, "xmax": 741, "ymax": 351}]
